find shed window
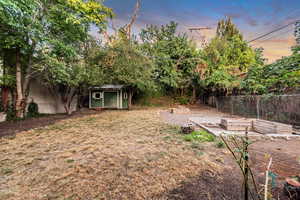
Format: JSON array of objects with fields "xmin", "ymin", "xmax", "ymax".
[
  {"xmin": 93, "ymin": 92, "xmax": 103, "ymax": 99},
  {"xmin": 123, "ymin": 92, "xmax": 128, "ymax": 99}
]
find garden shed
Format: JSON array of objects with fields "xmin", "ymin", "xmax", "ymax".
[{"xmin": 89, "ymin": 85, "xmax": 130, "ymax": 109}]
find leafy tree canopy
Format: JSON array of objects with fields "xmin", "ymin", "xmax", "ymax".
[
  {"xmin": 242, "ymin": 52, "xmax": 300, "ymax": 94},
  {"xmin": 202, "ymin": 17, "xmax": 259, "ymax": 94},
  {"xmin": 93, "ymin": 39, "xmax": 156, "ymax": 93},
  {"xmin": 140, "ymin": 21, "xmax": 201, "ymax": 93},
  {"xmin": 0, "ymin": 0, "xmax": 113, "ymax": 115},
  {"xmin": 216, "ymin": 17, "xmax": 242, "ymax": 39}
]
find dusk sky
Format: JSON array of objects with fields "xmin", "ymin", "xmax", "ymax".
[{"xmin": 101, "ymin": 0, "xmax": 300, "ymax": 62}]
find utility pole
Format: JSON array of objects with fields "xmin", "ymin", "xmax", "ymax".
[
  {"xmin": 295, "ymin": 20, "xmax": 300, "ymax": 45},
  {"xmin": 188, "ymin": 27, "xmax": 211, "ymax": 47}
]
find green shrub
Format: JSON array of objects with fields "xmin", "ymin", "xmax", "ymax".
[
  {"xmin": 183, "ymin": 130, "xmax": 215, "ymax": 142},
  {"xmin": 0, "ymin": 99, "xmax": 3, "ymax": 112},
  {"xmin": 184, "ymin": 134, "xmax": 193, "ymax": 142},
  {"xmin": 216, "ymin": 140, "xmax": 225, "ymax": 148},
  {"xmin": 176, "ymin": 96, "xmax": 189, "ymax": 105},
  {"xmin": 5, "ymin": 104, "xmax": 17, "ymax": 121},
  {"xmin": 27, "ymin": 101, "xmax": 39, "ymax": 118}
]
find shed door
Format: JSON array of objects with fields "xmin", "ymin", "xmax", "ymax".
[{"xmin": 104, "ymin": 92, "xmax": 118, "ymax": 108}]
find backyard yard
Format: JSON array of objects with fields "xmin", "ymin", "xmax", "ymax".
[
  {"xmin": 0, "ymin": 106, "xmax": 299, "ymax": 200},
  {"xmin": 1, "ymin": 1, "xmax": 300, "ymax": 199}
]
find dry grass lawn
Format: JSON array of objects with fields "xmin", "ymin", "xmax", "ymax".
[{"xmin": 0, "ymin": 109, "xmax": 225, "ymax": 200}]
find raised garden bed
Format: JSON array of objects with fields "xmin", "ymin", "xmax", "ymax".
[
  {"xmin": 253, "ymin": 119, "xmax": 293, "ymax": 135},
  {"xmin": 221, "ymin": 118, "xmax": 253, "ymax": 131}
]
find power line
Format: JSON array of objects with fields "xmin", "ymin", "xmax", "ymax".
[
  {"xmin": 247, "ymin": 19, "xmax": 300, "ymax": 43},
  {"xmin": 251, "ymin": 27, "xmax": 294, "ymax": 44},
  {"xmin": 270, "ymin": 8, "xmax": 300, "ymax": 28}
]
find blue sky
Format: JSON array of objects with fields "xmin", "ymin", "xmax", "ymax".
[{"xmin": 102, "ymin": 0, "xmax": 300, "ymax": 61}]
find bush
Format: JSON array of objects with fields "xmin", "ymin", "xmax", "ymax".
[
  {"xmin": 176, "ymin": 96, "xmax": 189, "ymax": 105},
  {"xmin": 216, "ymin": 140, "xmax": 225, "ymax": 148},
  {"xmin": 27, "ymin": 101, "xmax": 39, "ymax": 118},
  {"xmin": 183, "ymin": 130, "xmax": 215, "ymax": 142},
  {"xmin": 0, "ymin": 99, "xmax": 3, "ymax": 112},
  {"xmin": 5, "ymin": 103, "xmax": 17, "ymax": 121}
]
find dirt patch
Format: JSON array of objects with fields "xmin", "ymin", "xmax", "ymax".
[
  {"xmin": 154, "ymin": 168, "xmax": 243, "ymax": 200},
  {"xmin": 250, "ymin": 139, "xmax": 300, "ymax": 179},
  {"xmin": 0, "ymin": 109, "xmax": 100, "ymax": 137}
]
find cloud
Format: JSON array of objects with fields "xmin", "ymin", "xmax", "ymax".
[
  {"xmin": 245, "ymin": 17, "xmax": 258, "ymax": 26},
  {"xmin": 223, "ymin": 10, "xmax": 259, "ymax": 27},
  {"xmin": 100, "ymin": 0, "xmax": 299, "ymax": 62},
  {"xmin": 251, "ymin": 35, "xmax": 296, "ymax": 63}
]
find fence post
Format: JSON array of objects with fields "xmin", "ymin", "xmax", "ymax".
[
  {"xmin": 244, "ymin": 128, "xmax": 249, "ymax": 200},
  {"xmin": 231, "ymin": 97, "xmax": 234, "ymax": 116},
  {"xmin": 256, "ymin": 96, "xmax": 260, "ymax": 119}
]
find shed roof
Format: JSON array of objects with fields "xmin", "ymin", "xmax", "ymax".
[{"xmin": 90, "ymin": 84, "xmax": 125, "ymax": 90}]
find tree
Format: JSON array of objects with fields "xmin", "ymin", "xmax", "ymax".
[
  {"xmin": 0, "ymin": 0, "xmax": 41, "ymax": 117},
  {"xmin": 140, "ymin": 22, "xmax": 202, "ymax": 99},
  {"xmin": 242, "ymin": 52, "xmax": 300, "ymax": 94},
  {"xmin": 0, "ymin": 49, "xmax": 16, "ymax": 111},
  {"xmin": 93, "ymin": 39, "xmax": 156, "ymax": 109},
  {"xmin": 202, "ymin": 18, "xmax": 258, "ymax": 95},
  {"xmin": 102, "ymin": 0, "xmax": 140, "ymax": 45},
  {"xmin": 0, "ymin": 0, "xmax": 113, "ymax": 116},
  {"xmin": 216, "ymin": 17, "xmax": 242, "ymax": 39},
  {"xmin": 39, "ymin": 55, "xmax": 86, "ymax": 114}
]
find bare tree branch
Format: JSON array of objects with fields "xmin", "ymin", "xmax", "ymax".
[{"xmin": 125, "ymin": 0, "xmax": 141, "ymax": 39}]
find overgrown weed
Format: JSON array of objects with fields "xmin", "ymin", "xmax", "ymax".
[
  {"xmin": 215, "ymin": 140, "xmax": 225, "ymax": 148},
  {"xmin": 184, "ymin": 130, "xmax": 215, "ymax": 142}
]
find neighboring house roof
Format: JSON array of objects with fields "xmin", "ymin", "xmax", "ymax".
[{"xmin": 90, "ymin": 84, "xmax": 125, "ymax": 90}]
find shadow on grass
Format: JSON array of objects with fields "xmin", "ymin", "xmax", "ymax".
[
  {"xmin": 0, "ymin": 109, "xmax": 102, "ymax": 137},
  {"xmin": 153, "ymin": 168, "xmax": 243, "ymax": 200}
]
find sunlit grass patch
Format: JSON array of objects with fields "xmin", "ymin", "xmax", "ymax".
[
  {"xmin": 183, "ymin": 130, "xmax": 215, "ymax": 142},
  {"xmin": 0, "ymin": 109, "xmax": 223, "ymax": 200}
]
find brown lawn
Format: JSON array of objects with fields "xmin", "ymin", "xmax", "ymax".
[{"xmin": 0, "ymin": 108, "xmax": 299, "ymax": 200}]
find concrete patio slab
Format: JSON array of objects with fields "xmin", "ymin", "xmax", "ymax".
[{"xmin": 189, "ymin": 117, "xmax": 300, "ymax": 139}]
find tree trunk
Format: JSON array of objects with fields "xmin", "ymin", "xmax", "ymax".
[
  {"xmin": 1, "ymin": 87, "xmax": 9, "ymax": 111},
  {"xmin": 21, "ymin": 54, "xmax": 33, "ymax": 117},
  {"xmin": 62, "ymin": 88, "xmax": 76, "ymax": 115},
  {"xmin": 15, "ymin": 48, "xmax": 24, "ymax": 118},
  {"xmin": 128, "ymin": 90, "xmax": 133, "ymax": 110},
  {"xmin": 64, "ymin": 104, "xmax": 72, "ymax": 115},
  {"xmin": 191, "ymin": 86, "xmax": 196, "ymax": 104}
]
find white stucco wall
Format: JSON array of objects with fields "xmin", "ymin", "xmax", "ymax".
[{"xmin": 27, "ymin": 79, "xmax": 77, "ymax": 114}]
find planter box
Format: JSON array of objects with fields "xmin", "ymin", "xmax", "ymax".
[
  {"xmin": 253, "ymin": 119, "xmax": 293, "ymax": 135},
  {"xmin": 221, "ymin": 118, "xmax": 253, "ymax": 131},
  {"xmin": 0, "ymin": 112, "xmax": 6, "ymax": 122}
]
